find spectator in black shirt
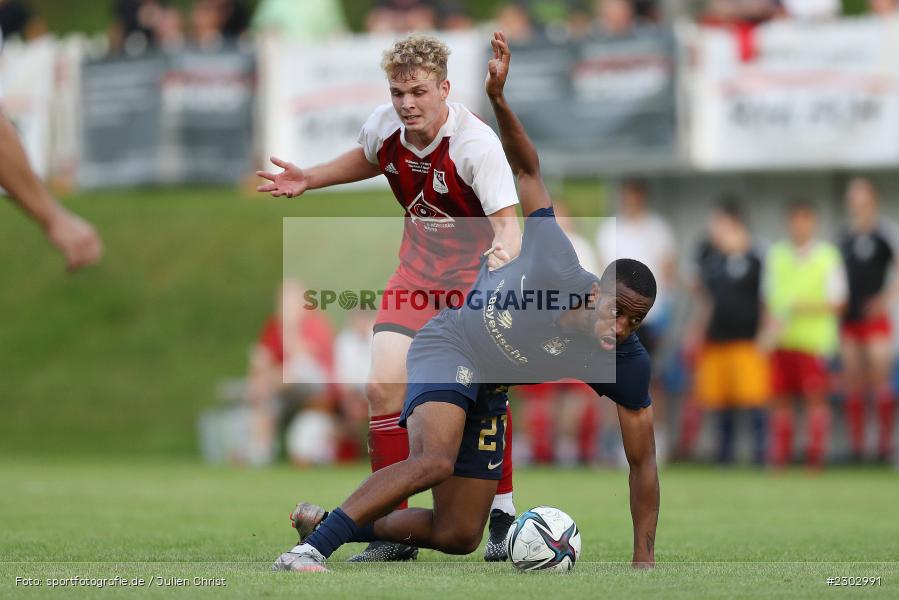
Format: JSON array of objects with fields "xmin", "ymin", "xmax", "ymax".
[
  {"xmin": 838, "ymin": 178, "xmax": 898, "ymax": 462},
  {"xmin": 690, "ymin": 200, "xmax": 769, "ymax": 465}
]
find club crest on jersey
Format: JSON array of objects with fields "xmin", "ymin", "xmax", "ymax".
[
  {"xmin": 407, "ymin": 191, "xmax": 455, "ymax": 231},
  {"xmin": 432, "ymin": 170, "xmax": 448, "ymax": 194},
  {"xmin": 456, "ymin": 366, "xmax": 473, "ymax": 387},
  {"xmin": 542, "ymin": 336, "xmax": 570, "ymax": 356},
  {"xmin": 497, "ymin": 310, "xmax": 513, "ymax": 329}
]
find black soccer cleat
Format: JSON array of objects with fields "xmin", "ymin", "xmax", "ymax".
[
  {"xmin": 484, "ymin": 509, "xmax": 515, "ymax": 562},
  {"xmin": 347, "ymin": 540, "xmax": 419, "ymax": 562}
]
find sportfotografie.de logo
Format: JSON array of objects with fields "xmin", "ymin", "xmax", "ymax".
[{"xmin": 303, "ymin": 288, "xmax": 596, "ymax": 312}]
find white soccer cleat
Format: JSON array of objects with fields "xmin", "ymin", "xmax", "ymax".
[{"xmin": 271, "ymin": 544, "xmax": 329, "ymax": 573}]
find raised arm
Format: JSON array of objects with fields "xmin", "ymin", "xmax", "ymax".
[
  {"xmin": 256, "ymin": 147, "xmax": 381, "ymax": 198},
  {"xmin": 617, "ymin": 403, "xmax": 659, "ymax": 568},
  {"xmin": 485, "ymin": 31, "xmax": 551, "ymax": 217}
]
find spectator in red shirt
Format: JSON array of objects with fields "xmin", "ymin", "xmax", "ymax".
[{"xmin": 245, "ymin": 280, "xmax": 336, "ymax": 465}]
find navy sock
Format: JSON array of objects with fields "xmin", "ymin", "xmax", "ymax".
[
  {"xmin": 717, "ymin": 409, "xmax": 735, "ymax": 464},
  {"xmin": 749, "ymin": 409, "xmax": 767, "ymax": 466},
  {"xmin": 350, "ymin": 522, "xmax": 377, "ymax": 543},
  {"xmin": 304, "ymin": 508, "xmax": 373, "ymax": 558}
]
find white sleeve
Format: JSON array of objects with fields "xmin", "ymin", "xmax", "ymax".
[
  {"xmin": 356, "ymin": 104, "xmax": 393, "ymax": 165},
  {"xmin": 596, "ymin": 220, "xmax": 617, "ymax": 270},
  {"xmin": 451, "ymin": 116, "xmax": 519, "ymax": 216},
  {"xmin": 654, "ymin": 215, "xmax": 675, "ymax": 256},
  {"xmin": 470, "ymin": 139, "xmax": 519, "ymax": 215}
]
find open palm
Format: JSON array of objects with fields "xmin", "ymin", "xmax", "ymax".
[
  {"xmin": 256, "ymin": 156, "xmax": 308, "ymax": 198},
  {"xmin": 485, "ymin": 31, "xmax": 511, "ymax": 98}
]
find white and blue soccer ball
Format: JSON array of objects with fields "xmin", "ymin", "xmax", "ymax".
[{"xmin": 505, "ymin": 506, "xmax": 581, "ymax": 572}]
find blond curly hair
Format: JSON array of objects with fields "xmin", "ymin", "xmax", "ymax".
[{"xmin": 381, "ymin": 34, "xmax": 451, "ymax": 82}]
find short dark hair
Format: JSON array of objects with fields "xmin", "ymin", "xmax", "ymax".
[
  {"xmin": 788, "ymin": 199, "xmax": 815, "ymax": 215},
  {"xmin": 715, "ymin": 195, "xmax": 746, "ymax": 226},
  {"xmin": 600, "ymin": 258, "xmax": 657, "ymax": 301},
  {"xmin": 621, "ymin": 178, "xmax": 648, "ymax": 195}
]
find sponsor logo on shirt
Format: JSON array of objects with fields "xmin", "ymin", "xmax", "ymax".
[
  {"xmin": 407, "ymin": 191, "xmax": 455, "ymax": 232},
  {"xmin": 542, "ymin": 336, "xmax": 571, "ymax": 356},
  {"xmin": 405, "ymin": 159, "xmax": 431, "ymax": 174},
  {"xmin": 433, "ymin": 169, "xmax": 448, "ymax": 194},
  {"xmin": 456, "ymin": 366, "xmax": 473, "ymax": 387},
  {"xmin": 483, "ymin": 278, "xmax": 529, "ymax": 365}
]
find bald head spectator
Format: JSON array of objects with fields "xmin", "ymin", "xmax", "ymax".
[
  {"xmin": 494, "ymin": 2, "xmax": 535, "ymax": 42},
  {"xmin": 869, "ymin": 0, "xmax": 899, "ymax": 16},
  {"xmin": 701, "ymin": 0, "xmax": 780, "ymax": 25},
  {"xmin": 596, "ymin": 0, "xmax": 638, "ymax": 36}
]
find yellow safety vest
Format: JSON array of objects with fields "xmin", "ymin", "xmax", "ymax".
[{"xmin": 766, "ymin": 241, "xmax": 842, "ymax": 355}]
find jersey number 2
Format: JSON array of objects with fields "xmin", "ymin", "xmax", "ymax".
[{"xmin": 478, "ymin": 415, "xmax": 508, "ymax": 451}]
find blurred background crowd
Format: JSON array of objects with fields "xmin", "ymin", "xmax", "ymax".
[
  {"xmin": 3, "ymin": 0, "xmax": 899, "ymax": 471},
  {"xmin": 215, "ymin": 177, "xmax": 898, "ymax": 472},
  {"xmin": 2, "ymin": 0, "xmax": 899, "ymax": 48}
]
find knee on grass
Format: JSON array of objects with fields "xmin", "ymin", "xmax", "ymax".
[{"xmin": 433, "ymin": 527, "xmax": 483, "ymax": 555}]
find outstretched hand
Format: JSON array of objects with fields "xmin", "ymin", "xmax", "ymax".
[
  {"xmin": 485, "ymin": 31, "xmax": 511, "ymax": 99},
  {"xmin": 256, "ymin": 156, "xmax": 308, "ymax": 198}
]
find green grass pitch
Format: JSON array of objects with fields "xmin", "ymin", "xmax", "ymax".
[
  {"xmin": 2, "ymin": 186, "xmax": 896, "ymax": 597},
  {"xmin": 2, "ymin": 458, "xmax": 897, "ymax": 598}
]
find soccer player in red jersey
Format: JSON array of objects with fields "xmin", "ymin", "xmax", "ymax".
[
  {"xmin": 838, "ymin": 178, "xmax": 898, "ymax": 463},
  {"xmin": 257, "ymin": 34, "xmax": 522, "ymax": 561},
  {"xmin": 0, "ymin": 29, "xmax": 102, "ymax": 272}
]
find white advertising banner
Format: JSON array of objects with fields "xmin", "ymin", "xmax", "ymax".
[
  {"xmin": 0, "ymin": 37, "xmax": 56, "ymax": 178},
  {"xmin": 258, "ymin": 31, "xmax": 484, "ymax": 191},
  {"xmin": 691, "ymin": 18, "xmax": 899, "ymax": 170}
]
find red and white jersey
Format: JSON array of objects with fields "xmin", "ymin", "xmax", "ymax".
[{"xmin": 358, "ymin": 102, "xmax": 518, "ymax": 288}]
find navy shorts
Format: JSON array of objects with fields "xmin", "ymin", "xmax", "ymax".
[
  {"xmin": 402, "ymin": 389, "xmax": 508, "ymax": 480},
  {"xmin": 400, "ymin": 315, "xmax": 509, "ymax": 479}
]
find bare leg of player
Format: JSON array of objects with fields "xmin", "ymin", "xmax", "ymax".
[
  {"xmin": 341, "ymin": 402, "xmax": 465, "ymax": 524},
  {"xmin": 272, "ymin": 402, "xmax": 470, "ymax": 571},
  {"xmin": 352, "ymin": 330, "xmax": 416, "ymax": 561},
  {"xmin": 371, "ymin": 476, "xmax": 497, "ymax": 554}
]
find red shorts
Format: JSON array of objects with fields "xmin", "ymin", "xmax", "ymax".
[
  {"xmin": 373, "ymin": 268, "xmax": 474, "ymax": 337},
  {"xmin": 770, "ymin": 349, "xmax": 829, "ymax": 397},
  {"xmin": 841, "ymin": 315, "xmax": 892, "ymax": 343}
]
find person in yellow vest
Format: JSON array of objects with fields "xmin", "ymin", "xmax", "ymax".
[{"xmin": 762, "ymin": 201, "xmax": 847, "ymax": 469}]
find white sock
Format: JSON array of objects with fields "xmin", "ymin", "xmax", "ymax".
[{"xmin": 491, "ymin": 492, "xmax": 516, "ymax": 517}]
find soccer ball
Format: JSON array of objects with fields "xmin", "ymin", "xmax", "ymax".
[{"xmin": 505, "ymin": 506, "xmax": 581, "ymax": 572}]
